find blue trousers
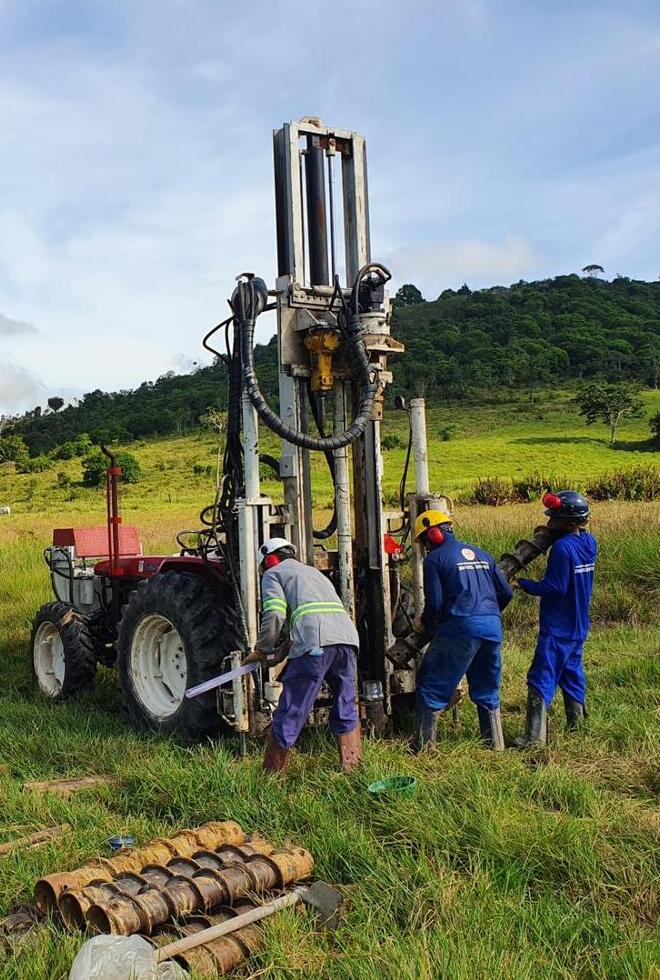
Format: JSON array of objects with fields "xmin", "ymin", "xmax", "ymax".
[
  {"xmin": 417, "ymin": 632, "xmax": 502, "ymax": 712},
  {"xmin": 271, "ymin": 645, "xmax": 359, "ymax": 749},
  {"xmin": 527, "ymin": 632, "xmax": 586, "ymax": 708}
]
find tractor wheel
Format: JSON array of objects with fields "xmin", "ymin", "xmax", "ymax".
[
  {"xmin": 117, "ymin": 571, "xmax": 239, "ymax": 738},
  {"xmin": 30, "ymin": 602, "xmax": 97, "ymax": 699}
]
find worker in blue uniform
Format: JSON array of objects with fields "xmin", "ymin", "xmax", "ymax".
[
  {"xmin": 514, "ymin": 490, "xmax": 597, "ymax": 746},
  {"xmin": 412, "ymin": 509, "xmax": 513, "ymax": 752}
]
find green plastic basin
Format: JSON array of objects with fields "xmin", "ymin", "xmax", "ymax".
[{"xmin": 367, "ymin": 775, "xmax": 417, "ymax": 799}]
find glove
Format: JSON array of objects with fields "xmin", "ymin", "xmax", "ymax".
[{"xmin": 243, "ymin": 649, "xmax": 267, "ymax": 666}]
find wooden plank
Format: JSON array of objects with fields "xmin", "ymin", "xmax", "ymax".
[
  {"xmin": 23, "ymin": 775, "xmax": 115, "ymax": 798},
  {"xmin": 0, "ymin": 824, "xmax": 71, "ymax": 856}
]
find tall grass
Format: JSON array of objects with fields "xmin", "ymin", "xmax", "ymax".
[{"xmin": 0, "ymin": 475, "xmax": 659, "ymax": 977}]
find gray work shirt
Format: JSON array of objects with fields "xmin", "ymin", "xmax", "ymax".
[{"xmin": 256, "ymin": 558, "xmax": 359, "ymax": 659}]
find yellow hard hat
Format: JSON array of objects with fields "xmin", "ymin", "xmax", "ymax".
[{"xmin": 414, "ymin": 509, "xmax": 453, "ymax": 542}]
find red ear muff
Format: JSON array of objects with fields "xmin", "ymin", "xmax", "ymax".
[
  {"xmin": 426, "ymin": 526, "xmax": 445, "ymax": 546},
  {"xmin": 542, "ymin": 492, "xmax": 562, "ymax": 510},
  {"xmin": 263, "ymin": 554, "xmax": 280, "ymax": 570}
]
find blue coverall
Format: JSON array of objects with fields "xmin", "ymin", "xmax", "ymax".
[
  {"xmin": 518, "ymin": 530, "xmax": 597, "ymax": 707},
  {"xmin": 417, "ymin": 534, "xmax": 513, "ymax": 712}
]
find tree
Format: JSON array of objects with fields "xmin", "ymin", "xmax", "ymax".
[
  {"xmin": 199, "ymin": 408, "xmax": 227, "ymax": 485},
  {"xmin": 650, "ymin": 412, "xmax": 660, "ymax": 445},
  {"xmin": 47, "ymin": 396, "xmax": 65, "ymax": 412},
  {"xmin": 82, "ymin": 449, "xmax": 141, "ymax": 487},
  {"xmin": 582, "ymin": 264, "xmax": 605, "ymax": 278},
  {"xmin": 574, "ymin": 381, "xmax": 644, "ymax": 445},
  {"xmin": 394, "ymin": 283, "xmax": 424, "ymax": 307}
]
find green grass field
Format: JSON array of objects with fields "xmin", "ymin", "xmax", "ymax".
[{"xmin": 0, "ymin": 395, "xmax": 659, "ymax": 979}]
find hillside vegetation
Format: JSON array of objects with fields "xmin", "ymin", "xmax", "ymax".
[{"xmin": 7, "ymin": 275, "xmax": 660, "ymax": 455}]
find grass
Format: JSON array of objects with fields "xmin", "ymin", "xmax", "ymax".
[{"xmin": 0, "ymin": 396, "xmax": 659, "ymax": 979}]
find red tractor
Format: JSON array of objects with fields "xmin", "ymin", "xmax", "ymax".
[{"xmin": 31, "ymin": 448, "xmax": 242, "ymax": 739}]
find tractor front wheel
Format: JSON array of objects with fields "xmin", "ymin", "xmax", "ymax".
[
  {"xmin": 30, "ymin": 602, "xmax": 96, "ymax": 699},
  {"xmin": 117, "ymin": 571, "xmax": 238, "ymax": 738}
]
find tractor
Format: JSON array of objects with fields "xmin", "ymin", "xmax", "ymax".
[{"xmin": 30, "ymin": 117, "xmax": 550, "ymax": 744}]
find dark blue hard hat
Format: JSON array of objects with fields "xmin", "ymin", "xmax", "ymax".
[{"xmin": 542, "ymin": 490, "xmax": 590, "ymax": 520}]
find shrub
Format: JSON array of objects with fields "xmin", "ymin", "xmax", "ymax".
[
  {"xmin": 511, "ymin": 472, "xmax": 578, "ymax": 502},
  {"xmin": 471, "ymin": 476, "xmax": 514, "ymax": 506},
  {"xmin": 56, "ymin": 471, "xmax": 71, "ymax": 489},
  {"xmin": 82, "ymin": 449, "xmax": 142, "ymax": 487},
  {"xmin": 52, "ymin": 434, "xmax": 93, "ymax": 460},
  {"xmin": 586, "ymin": 466, "xmax": 659, "ymax": 501},
  {"xmin": 439, "ymin": 425, "xmax": 459, "ymax": 442},
  {"xmin": 19, "ymin": 455, "xmax": 51, "ymax": 473},
  {"xmin": 381, "ymin": 434, "xmax": 403, "ymax": 451},
  {"xmin": 651, "ymin": 412, "xmax": 660, "ymax": 445}
]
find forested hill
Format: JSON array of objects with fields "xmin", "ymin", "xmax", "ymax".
[{"xmin": 11, "ymin": 274, "xmax": 660, "ymax": 455}]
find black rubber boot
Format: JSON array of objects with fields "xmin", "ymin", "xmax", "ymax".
[
  {"xmin": 411, "ymin": 704, "xmax": 439, "ymax": 753},
  {"xmin": 514, "ymin": 688, "xmax": 548, "ymax": 748},
  {"xmin": 562, "ymin": 691, "xmax": 585, "ymax": 731},
  {"xmin": 477, "ymin": 706, "xmax": 505, "ymax": 751}
]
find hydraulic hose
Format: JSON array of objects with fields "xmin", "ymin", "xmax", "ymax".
[{"xmin": 237, "ymin": 272, "xmax": 387, "ymax": 452}]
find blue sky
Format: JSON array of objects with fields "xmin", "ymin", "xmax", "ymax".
[{"xmin": 1, "ymin": 0, "xmax": 659, "ymax": 411}]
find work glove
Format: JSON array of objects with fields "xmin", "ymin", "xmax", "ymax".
[{"xmin": 243, "ymin": 649, "xmax": 267, "ymax": 666}]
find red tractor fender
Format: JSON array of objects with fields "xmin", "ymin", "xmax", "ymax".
[{"xmin": 94, "ymin": 555, "xmax": 231, "ymax": 594}]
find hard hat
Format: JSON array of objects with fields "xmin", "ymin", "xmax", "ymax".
[
  {"xmin": 414, "ymin": 509, "xmax": 453, "ymax": 542},
  {"xmin": 542, "ymin": 490, "xmax": 590, "ymax": 521},
  {"xmin": 256, "ymin": 537, "xmax": 296, "ymax": 568}
]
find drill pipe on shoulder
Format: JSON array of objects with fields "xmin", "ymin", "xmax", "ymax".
[{"xmin": 498, "ymin": 525, "xmax": 554, "ymax": 581}]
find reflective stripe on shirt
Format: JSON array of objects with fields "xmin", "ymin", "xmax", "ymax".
[{"xmin": 290, "ymin": 600, "xmax": 346, "ymax": 627}]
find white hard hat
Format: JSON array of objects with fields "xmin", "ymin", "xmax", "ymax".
[{"xmin": 256, "ymin": 537, "xmax": 296, "ymax": 568}]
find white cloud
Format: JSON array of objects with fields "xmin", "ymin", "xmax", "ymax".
[
  {"xmin": 385, "ymin": 236, "xmax": 543, "ymax": 298},
  {"xmin": 0, "ymin": 312, "xmax": 36, "ymax": 335},
  {"xmin": 0, "ymin": 360, "xmax": 43, "ymax": 413}
]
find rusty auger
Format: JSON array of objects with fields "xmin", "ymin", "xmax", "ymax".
[
  {"xmin": 498, "ymin": 525, "xmax": 554, "ymax": 581},
  {"xmin": 34, "ymin": 820, "xmax": 245, "ymax": 915},
  {"xmin": 148, "ymin": 900, "xmax": 262, "ymax": 976},
  {"xmin": 62, "ymin": 839, "xmax": 314, "ymax": 936}
]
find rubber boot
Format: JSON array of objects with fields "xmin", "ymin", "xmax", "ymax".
[
  {"xmin": 411, "ymin": 704, "xmax": 439, "ymax": 754},
  {"xmin": 336, "ymin": 726, "xmax": 362, "ymax": 773},
  {"xmin": 477, "ymin": 706, "xmax": 505, "ymax": 751},
  {"xmin": 514, "ymin": 688, "xmax": 548, "ymax": 748},
  {"xmin": 263, "ymin": 732, "xmax": 291, "ymax": 773},
  {"xmin": 563, "ymin": 691, "xmax": 586, "ymax": 731}
]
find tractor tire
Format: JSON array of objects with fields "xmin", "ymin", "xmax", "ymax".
[
  {"xmin": 117, "ymin": 571, "xmax": 239, "ymax": 738},
  {"xmin": 30, "ymin": 602, "xmax": 97, "ymax": 699}
]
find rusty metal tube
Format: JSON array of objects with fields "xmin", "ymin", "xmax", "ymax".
[
  {"xmin": 498, "ymin": 525, "xmax": 554, "ymax": 581},
  {"xmin": 87, "ymin": 844, "xmax": 314, "ymax": 935},
  {"xmin": 58, "ymin": 836, "xmax": 273, "ymax": 931},
  {"xmin": 36, "ymin": 820, "xmax": 245, "ymax": 914},
  {"xmin": 148, "ymin": 902, "xmax": 261, "ymax": 977}
]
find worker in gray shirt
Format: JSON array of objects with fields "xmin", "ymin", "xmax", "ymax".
[{"xmin": 247, "ymin": 537, "xmax": 361, "ymax": 774}]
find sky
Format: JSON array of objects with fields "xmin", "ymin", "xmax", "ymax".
[{"xmin": 1, "ymin": 0, "xmax": 660, "ymax": 413}]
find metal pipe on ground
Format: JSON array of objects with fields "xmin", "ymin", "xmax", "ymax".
[
  {"xmin": 86, "ymin": 845, "xmax": 314, "ymax": 935},
  {"xmin": 34, "ymin": 820, "xmax": 245, "ymax": 915},
  {"xmin": 59, "ymin": 838, "xmax": 276, "ymax": 931},
  {"xmin": 149, "ymin": 901, "xmax": 261, "ymax": 977}
]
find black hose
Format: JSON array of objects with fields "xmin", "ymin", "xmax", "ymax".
[
  {"xmin": 238, "ymin": 273, "xmax": 384, "ymax": 451},
  {"xmin": 305, "ymin": 380, "xmax": 338, "ymax": 540}
]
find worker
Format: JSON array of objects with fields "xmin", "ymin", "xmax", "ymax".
[
  {"xmin": 514, "ymin": 491, "xmax": 596, "ymax": 747},
  {"xmin": 412, "ymin": 509, "xmax": 513, "ymax": 752},
  {"xmin": 247, "ymin": 537, "xmax": 362, "ymax": 774}
]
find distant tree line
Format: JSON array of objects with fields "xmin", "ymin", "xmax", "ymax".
[{"xmin": 5, "ymin": 275, "xmax": 659, "ymax": 456}]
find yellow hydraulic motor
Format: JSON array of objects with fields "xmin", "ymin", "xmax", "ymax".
[{"xmin": 304, "ymin": 329, "xmax": 341, "ymax": 393}]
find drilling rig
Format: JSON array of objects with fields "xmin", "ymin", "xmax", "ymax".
[{"xmin": 29, "ymin": 117, "xmax": 551, "ymax": 741}]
